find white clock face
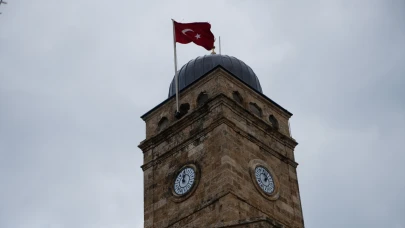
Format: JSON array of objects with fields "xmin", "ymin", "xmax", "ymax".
[
  {"xmin": 174, "ymin": 167, "xmax": 195, "ymax": 195},
  {"xmin": 255, "ymin": 166, "xmax": 275, "ymax": 194}
]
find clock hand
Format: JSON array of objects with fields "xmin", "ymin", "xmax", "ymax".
[{"xmin": 182, "ymin": 170, "xmax": 185, "ymax": 182}]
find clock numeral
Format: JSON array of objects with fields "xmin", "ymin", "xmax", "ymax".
[
  {"xmin": 186, "ymin": 183, "xmax": 192, "ymax": 190},
  {"xmin": 175, "ymin": 185, "xmax": 181, "ymax": 194}
]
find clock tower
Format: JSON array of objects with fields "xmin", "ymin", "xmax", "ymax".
[{"xmin": 139, "ymin": 54, "xmax": 305, "ymax": 227}]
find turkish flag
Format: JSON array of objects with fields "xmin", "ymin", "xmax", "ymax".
[{"xmin": 173, "ymin": 20, "xmax": 215, "ymax": 51}]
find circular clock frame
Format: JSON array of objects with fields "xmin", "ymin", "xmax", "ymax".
[
  {"xmin": 249, "ymin": 159, "xmax": 280, "ymax": 200},
  {"xmin": 171, "ymin": 163, "xmax": 200, "ymax": 202}
]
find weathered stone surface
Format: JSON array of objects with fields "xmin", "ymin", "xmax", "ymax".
[{"xmin": 139, "ymin": 68, "xmax": 304, "ymax": 228}]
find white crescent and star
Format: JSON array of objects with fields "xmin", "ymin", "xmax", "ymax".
[
  {"xmin": 181, "ymin": 28, "xmax": 201, "ymax": 39},
  {"xmin": 182, "ymin": 29, "xmax": 193, "ymax": 35}
]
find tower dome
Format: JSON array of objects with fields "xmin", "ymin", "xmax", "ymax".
[{"xmin": 168, "ymin": 54, "xmax": 262, "ymax": 97}]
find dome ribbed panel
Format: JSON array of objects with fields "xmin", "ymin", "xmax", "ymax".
[
  {"xmin": 230, "ymin": 56, "xmax": 242, "ymax": 81},
  {"xmin": 240, "ymin": 59, "xmax": 250, "ymax": 85},
  {"xmin": 222, "ymin": 55, "xmax": 234, "ymax": 77},
  {"xmin": 168, "ymin": 54, "xmax": 262, "ymax": 97},
  {"xmin": 193, "ymin": 56, "xmax": 204, "ymax": 82},
  {"xmin": 247, "ymin": 65, "xmax": 261, "ymax": 91},
  {"xmin": 203, "ymin": 54, "xmax": 214, "ymax": 71},
  {"xmin": 182, "ymin": 59, "xmax": 194, "ymax": 88},
  {"xmin": 168, "ymin": 78, "xmax": 174, "ymax": 97}
]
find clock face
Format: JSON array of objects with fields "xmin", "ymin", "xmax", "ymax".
[
  {"xmin": 174, "ymin": 167, "xmax": 196, "ymax": 195},
  {"xmin": 255, "ymin": 166, "xmax": 275, "ymax": 194}
]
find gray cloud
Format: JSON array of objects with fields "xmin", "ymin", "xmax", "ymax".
[{"xmin": 1, "ymin": 0, "xmax": 404, "ymax": 227}]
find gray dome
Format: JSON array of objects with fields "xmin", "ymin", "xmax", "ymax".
[{"xmin": 168, "ymin": 54, "xmax": 262, "ymax": 97}]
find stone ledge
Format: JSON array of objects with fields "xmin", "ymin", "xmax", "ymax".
[
  {"xmin": 213, "ymin": 216, "xmax": 285, "ymax": 228},
  {"xmin": 140, "ymin": 94, "xmax": 299, "ymax": 170},
  {"xmin": 166, "ymin": 190, "xmax": 287, "ymax": 228},
  {"xmin": 167, "ymin": 190, "xmax": 231, "ymax": 227},
  {"xmin": 141, "ymin": 116, "xmax": 298, "ymax": 171},
  {"xmin": 139, "ymin": 93, "xmax": 298, "ymax": 152}
]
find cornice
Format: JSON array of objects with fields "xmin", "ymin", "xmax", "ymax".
[
  {"xmin": 140, "ymin": 115, "xmax": 227, "ymax": 171},
  {"xmin": 167, "ymin": 190, "xmax": 286, "ymax": 228},
  {"xmin": 138, "ymin": 95, "xmax": 220, "ymax": 152},
  {"xmin": 140, "ymin": 94, "xmax": 299, "ymax": 171},
  {"xmin": 220, "ymin": 70, "xmax": 292, "ymax": 120},
  {"xmin": 167, "ymin": 190, "xmax": 231, "ymax": 227},
  {"xmin": 139, "ymin": 94, "xmax": 297, "ymax": 153},
  {"xmin": 217, "ymin": 94, "xmax": 298, "ymax": 149},
  {"xmin": 213, "ymin": 192, "xmax": 286, "ymax": 228}
]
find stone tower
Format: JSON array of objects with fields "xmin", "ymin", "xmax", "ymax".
[{"xmin": 139, "ymin": 54, "xmax": 304, "ymax": 228}]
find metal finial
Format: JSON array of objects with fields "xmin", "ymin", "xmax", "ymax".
[{"xmin": 211, "ymin": 46, "xmax": 216, "ymax": 55}]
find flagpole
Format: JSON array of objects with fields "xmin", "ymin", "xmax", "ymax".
[
  {"xmin": 219, "ymin": 36, "xmax": 221, "ymax": 54},
  {"xmin": 172, "ymin": 19, "xmax": 180, "ymax": 116}
]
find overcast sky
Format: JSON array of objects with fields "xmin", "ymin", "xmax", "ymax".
[{"xmin": 1, "ymin": 0, "xmax": 404, "ymax": 228}]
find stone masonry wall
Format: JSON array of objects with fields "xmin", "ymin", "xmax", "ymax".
[{"xmin": 143, "ymin": 124, "xmax": 235, "ymax": 227}]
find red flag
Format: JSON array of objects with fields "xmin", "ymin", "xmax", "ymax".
[{"xmin": 173, "ymin": 20, "xmax": 215, "ymax": 51}]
